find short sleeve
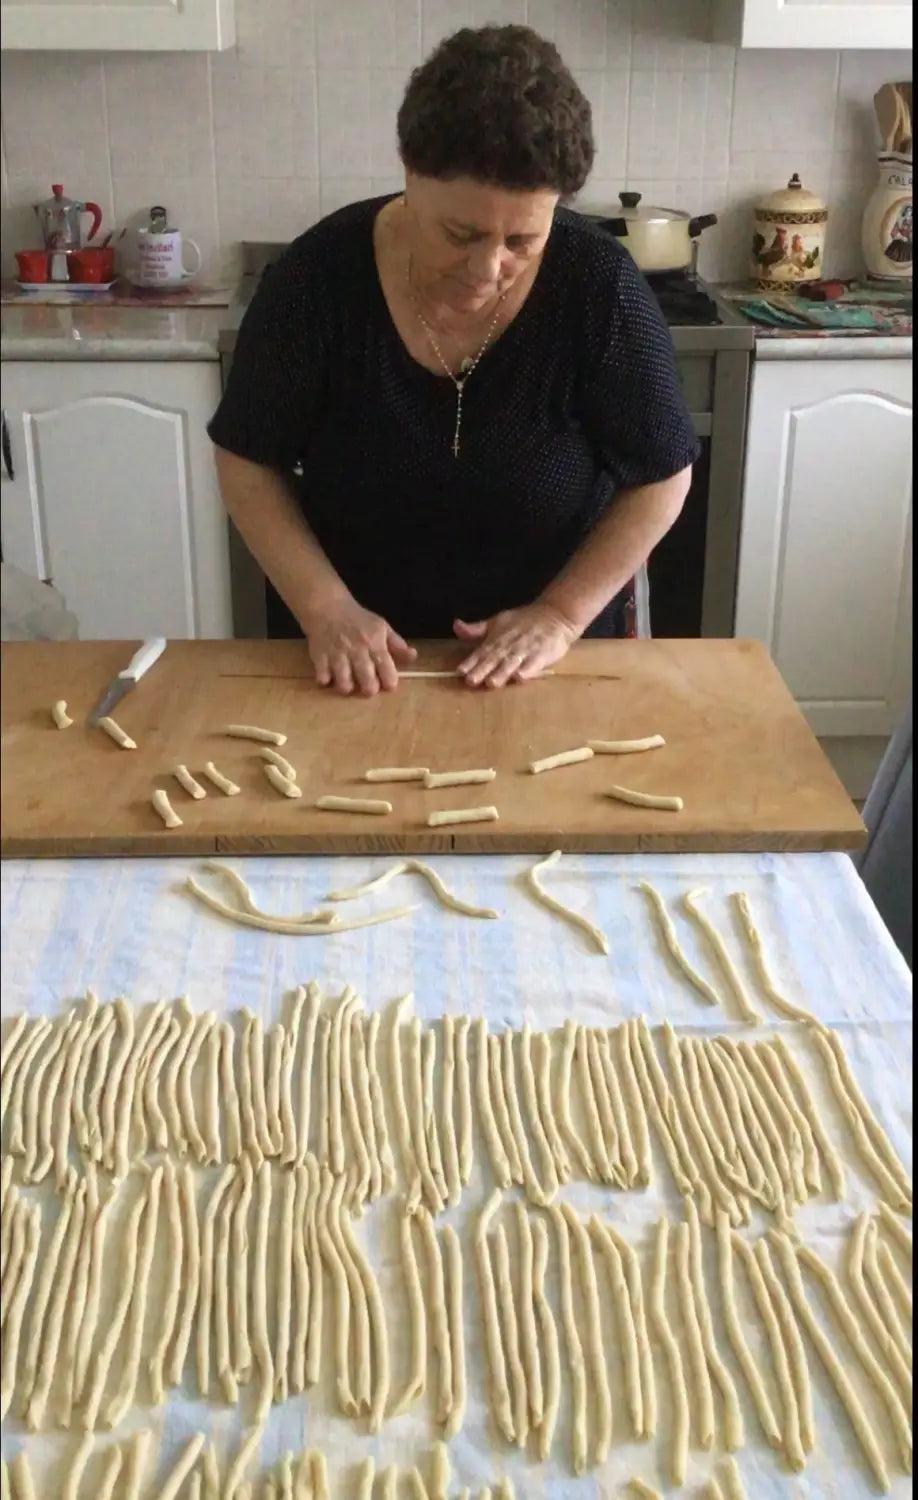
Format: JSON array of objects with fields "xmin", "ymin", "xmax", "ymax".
[
  {"xmin": 579, "ymin": 250, "xmax": 700, "ymax": 490},
  {"xmin": 207, "ymin": 241, "xmax": 325, "ymax": 470}
]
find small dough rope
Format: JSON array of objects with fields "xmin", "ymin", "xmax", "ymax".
[
  {"xmin": 685, "ymin": 1198, "xmax": 744, "ymax": 1451},
  {"xmin": 173, "ymin": 764, "xmax": 207, "ymax": 799},
  {"xmin": 102, "ymin": 1163, "xmax": 164, "ymax": 1430},
  {"xmin": 605, "ymin": 783, "xmax": 683, "ymax": 811},
  {"xmin": 417, "ymin": 1203, "xmax": 453, "ymax": 1425},
  {"xmin": 502, "ymin": 1028, "xmax": 547, "ymax": 1206},
  {"xmin": 196, "ymin": 1162, "xmax": 236, "ymax": 1399},
  {"xmin": 587, "ymin": 734, "xmax": 665, "ymax": 753},
  {"xmin": 148, "ymin": 1158, "xmax": 184, "ymax": 1404},
  {"xmin": 441, "ymin": 1221, "xmax": 467, "ymax": 1439},
  {"xmin": 261, "ymin": 746, "xmax": 298, "ymax": 779},
  {"xmin": 534, "ymin": 1028, "xmax": 572, "ymax": 1184},
  {"xmin": 440, "ymin": 1016, "xmax": 461, "ymax": 1206},
  {"xmin": 427, "ymin": 805, "xmax": 499, "ymax": 827},
  {"xmin": 304, "ymin": 1156, "xmax": 323, "ymax": 1388},
  {"xmin": 0, "ymin": 1201, "xmax": 40, "ymax": 1420},
  {"xmin": 315, "ymin": 1164, "xmax": 354, "ymax": 1416},
  {"xmin": 230, "ymin": 1153, "xmax": 254, "ymax": 1386},
  {"xmin": 331, "ymin": 1167, "xmax": 371, "ymax": 1412},
  {"xmin": 557, "ymin": 1020, "xmax": 596, "ymax": 1182},
  {"xmin": 389, "ymin": 995, "xmax": 419, "ymax": 1193},
  {"xmin": 328, "ymin": 859, "xmax": 499, "ymax": 919},
  {"xmin": 424, "ymin": 768, "xmax": 496, "ymax": 787},
  {"xmin": 638, "ymin": 882, "xmax": 722, "ymax": 1006},
  {"xmin": 19, "ymin": 1168, "xmax": 78, "ymax": 1411},
  {"xmin": 731, "ymin": 893, "xmax": 817, "ymax": 1022},
  {"xmin": 590, "ymin": 1216, "xmax": 643, "ymax": 1439},
  {"xmin": 202, "ymin": 761, "xmax": 240, "ymax": 795},
  {"xmin": 683, "ymin": 889, "xmax": 761, "ymax": 1023},
  {"xmin": 250, "ymin": 1159, "xmax": 275, "ymax": 1423},
  {"xmin": 598, "ymin": 1029, "xmax": 637, "ymax": 1185},
  {"xmin": 755, "ymin": 1238, "xmax": 815, "ymax": 1455},
  {"xmin": 225, "ymin": 722, "xmax": 287, "ymax": 745},
  {"xmin": 97, "ymin": 715, "xmax": 136, "ymax": 749},
  {"xmin": 364, "ymin": 765, "xmax": 428, "ymax": 781},
  {"xmin": 81, "ymin": 1175, "xmax": 148, "ymax": 1430},
  {"xmin": 769, "ymin": 1231, "xmax": 890, "ymax": 1491},
  {"xmin": 524, "ymin": 850, "xmax": 609, "ymax": 955},
  {"xmin": 810, "ymin": 1025, "xmax": 911, "ymax": 1209},
  {"xmin": 185, "ymin": 875, "xmax": 412, "ymax": 937},
  {"xmin": 531, "ymin": 1215, "xmax": 560, "ymax": 1461},
  {"xmin": 477, "ymin": 1025, "xmax": 512, "ymax": 1190},
  {"xmin": 515, "ymin": 1200, "xmax": 543, "ymax": 1428},
  {"xmin": 264, "ymin": 763, "xmax": 302, "ymax": 797},
  {"xmin": 520, "ymin": 1022, "xmax": 560, "ymax": 1199},
  {"xmin": 296, "ymin": 982, "xmax": 321, "ymax": 1164},
  {"xmin": 529, "ymin": 746, "xmax": 593, "ymax": 774},
  {"xmin": 575, "ymin": 1022, "xmax": 613, "ymax": 1185},
  {"xmin": 476, "ymin": 1190, "xmax": 515, "ymax": 1444},
  {"xmin": 341, "ymin": 1199, "xmax": 391, "ymax": 1432},
  {"xmin": 456, "ymin": 1015, "xmax": 474, "ymax": 1187},
  {"xmin": 587, "ymin": 1028, "xmax": 625, "ymax": 1186},
  {"xmin": 771, "ymin": 1035, "xmax": 846, "ymax": 1201},
  {"xmin": 391, "ymin": 1203, "xmax": 427, "ymax": 1416},
  {"xmin": 52, "ymin": 700, "xmax": 73, "ymax": 729},
  {"xmin": 674, "ymin": 1220, "xmax": 715, "ymax": 1451},
  {"xmin": 563, "ymin": 1202, "xmax": 613, "ymax": 1464},
  {"xmin": 26, "ymin": 1178, "xmax": 87, "ymax": 1430},
  {"xmin": 317, "ymin": 795, "xmax": 392, "ymax": 814},
  {"xmin": 550, "ymin": 1202, "xmax": 588, "ymax": 1473},
  {"xmin": 272, "ymin": 1164, "xmax": 296, "ymax": 1404},
  {"xmin": 494, "ymin": 1219, "xmax": 528, "ymax": 1447},
  {"xmin": 715, "ymin": 1209, "xmax": 782, "ymax": 1449},
  {"xmin": 648, "ymin": 1218, "xmax": 690, "ymax": 1488}
]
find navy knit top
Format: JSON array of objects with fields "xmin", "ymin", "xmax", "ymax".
[{"xmin": 208, "ymin": 197, "xmax": 698, "ymax": 638}]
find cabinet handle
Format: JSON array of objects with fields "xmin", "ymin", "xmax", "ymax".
[{"xmin": 1, "ymin": 411, "xmax": 12, "ymax": 481}]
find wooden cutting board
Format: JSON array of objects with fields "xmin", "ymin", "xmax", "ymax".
[{"xmin": 0, "ymin": 638, "xmax": 865, "ymax": 857}]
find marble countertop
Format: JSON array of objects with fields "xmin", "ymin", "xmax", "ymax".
[{"xmin": 0, "ymin": 303, "xmax": 227, "ymax": 360}]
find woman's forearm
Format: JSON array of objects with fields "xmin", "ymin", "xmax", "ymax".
[
  {"xmin": 539, "ymin": 466, "xmax": 692, "ymax": 633},
  {"xmin": 213, "ymin": 446, "xmax": 350, "ymax": 630}
]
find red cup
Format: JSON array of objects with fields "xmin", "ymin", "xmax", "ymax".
[
  {"xmin": 15, "ymin": 250, "xmax": 49, "ymax": 283},
  {"xmin": 69, "ymin": 247, "xmax": 115, "ymax": 284}
]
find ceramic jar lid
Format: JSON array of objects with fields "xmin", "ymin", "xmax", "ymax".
[{"xmin": 755, "ymin": 174, "xmax": 827, "ymax": 223}]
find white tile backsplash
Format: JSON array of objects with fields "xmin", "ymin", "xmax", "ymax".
[{"xmin": 0, "ymin": 0, "xmax": 911, "ymax": 284}]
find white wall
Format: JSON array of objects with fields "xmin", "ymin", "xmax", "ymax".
[{"xmin": 0, "ymin": 0, "xmax": 911, "ymax": 285}]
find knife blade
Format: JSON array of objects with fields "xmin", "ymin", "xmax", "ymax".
[{"xmin": 88, "ymin": 637, "xmax": 166, "ymax": 725}]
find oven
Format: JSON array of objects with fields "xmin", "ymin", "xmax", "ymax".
[{"xmin": 218, "ymin": 245, "xmax": 753, "ymax": 641}]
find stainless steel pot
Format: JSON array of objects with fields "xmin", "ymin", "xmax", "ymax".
[{"xmin": 585, "ymin": 192, "xmax": 718, "ymax": 274}]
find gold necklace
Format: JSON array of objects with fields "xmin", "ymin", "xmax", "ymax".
[{"xmin": 406, "ymin": 254, "xmax": 507, "ymax": 457}]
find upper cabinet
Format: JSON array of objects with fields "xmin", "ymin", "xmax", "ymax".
[
  {"xmin": 715, "ymin": 0, "xmax": 913, "ymax": 49},
  {"xmin": 0, "ymin": 0, "xmax": 235, "ymax": 51}
]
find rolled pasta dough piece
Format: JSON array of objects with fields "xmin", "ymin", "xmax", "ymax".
[
  {"xmin": 264, "ymin": 763, "xmax": 302, "ymax": 798},
  {"xmin": 529, "ymin": 746, "xmax": 593, "ymax": 774},
  {"xmin": 225, "ymin": 723, "xmax": 287, "ymax": 745},
  {"xmin": 365, "ymin": 766, "xmax": 428, "ymax": 781},
  {"xmin": 173, "ymin": 765, "xmax": 207, "ymax": 799},
  {"xmin": 52, "ymin": 701, "xmax": 73, "ymax": 729},
  {"xmin": 97, "ymin": 716, "xmax": 136, "ymax": 750},
  {"xmin": 153, "ymin": 790, "xmax": 183, "ymax": 829},
  {"xmin": 424, "ymin": 768, "xmax": 496, "ymax": 787},
  {"xmin": 605, "ymin": 783, "xmax": 683, "ymax": 811},
  {"xmin": 427, "ymin": 805, "xmax": 499, "ymax": 828},
  {"xmin": 588, "ymin": 735, "xmax": 665, "ymax": 753},
  {"xmin": 316, "ymin": 795, "xmax": 392, "ymax": 815},
  {"xmin": 202, "ymin": 762, "xmax": 240, "ymax": 796},
  {"xmin": 261, "ymin": 747, "xmax": 298, "ymax": 779}
]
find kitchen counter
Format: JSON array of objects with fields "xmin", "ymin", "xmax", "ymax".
[
  {"xmin": 0, "ymin": 303, "xmax": 226, "ymax": 360},
  {"xmin": 716, "ymin": 282, "xmax": 912, "ymax": 358},
  {"xmin": 754, "ymin": 333, "xmax": 912, "ymax": 359}
]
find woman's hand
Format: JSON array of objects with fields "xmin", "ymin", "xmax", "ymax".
[
  {"xmin": 304, "ymin": 596, "xmax": 417, "ymax": 694},
  {"xmin": 454, "ymin": 602, "xmax": 580, "ymax": 688}
]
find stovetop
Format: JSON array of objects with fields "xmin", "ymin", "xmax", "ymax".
[{"xmin": 221, "ymin": 244, "xmax": 754, "ymax": 356}]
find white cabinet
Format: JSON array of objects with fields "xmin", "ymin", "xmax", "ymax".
[
  {"xmin": 0, "ymin": 0, "xmax": 234, "ymax": 51},
  {"xmin": 735, "ymin": 356, "xmax": 912, "ymax": 738},
  {"xmin": 715, "ymin": 0, "xmax": 912, "ymax": 49},
  {"xmin": 1, "ymin": 360, "xmax": 232, "ymax": 641}
]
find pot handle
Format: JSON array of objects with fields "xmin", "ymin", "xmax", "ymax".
[
  {"xmin": 81, "ymin": 200, "xmax": 104, "ymax": 243},
  {"xmin": 688, "ymin": 212, "xmax": 718, "ymax": 238},
  {"xmin": 604, "ymin": 217, "xmax": 629, "ymax": 237}
]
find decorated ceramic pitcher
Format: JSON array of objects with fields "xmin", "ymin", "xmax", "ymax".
[{"xmin": 862, "ymin": 152, "xmax": 913, "ymax": 282}]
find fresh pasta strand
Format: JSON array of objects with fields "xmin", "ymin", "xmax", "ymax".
[
  {"xmin": 638, "ymin": 882, "xmax": 722, "ymax": 1006},
  {"xmin": 682, "ymin": 889, "xmax": 761, "ymax": 1024},
  {"xmin": 524, "ymin": 850, "xmax": 609, "ymax": 955},
  {"xmin": 328, "ymin": 858, "xmax": 499, "ymax": 919}
]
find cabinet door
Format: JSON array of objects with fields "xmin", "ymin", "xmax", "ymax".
[
  {"xmin": 735, "ymin": 358, "xmax": 912, "ymax": 737},
  {"xmin": 1, "ymin": 360, "xmax": 232, "ymax": 640},
  {"xmin": 718, "ymin": 0, "xmax": 913, "ymax": 48},
  {"xmin": 0, "ymin": 0, "xmax": 233, "ymax": 50}
]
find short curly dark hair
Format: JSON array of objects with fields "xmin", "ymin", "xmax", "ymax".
[{"xmin": 396, "ymin": 24, "xmax": 594, "ymax": 198}]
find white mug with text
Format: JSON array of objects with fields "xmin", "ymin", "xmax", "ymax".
[{"xmin": 136, "ymin": 228, "xmax": 202, "ymax": 286}]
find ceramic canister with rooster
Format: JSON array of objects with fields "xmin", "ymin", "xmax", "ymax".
[{"xmin": 751, "ymin": 174, "xmax": 828, "ymax": 287}]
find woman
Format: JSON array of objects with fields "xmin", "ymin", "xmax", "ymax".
[{"xmin": 209, "ymin": 23, "xmax": 697, "ymax": 695}]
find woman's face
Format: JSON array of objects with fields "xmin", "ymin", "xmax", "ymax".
[{"xmin": 404, "ymin": 172, "xmax": 559, "ymax": 313}]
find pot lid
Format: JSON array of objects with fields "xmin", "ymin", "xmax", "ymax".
[
  {"xmin": 756, "ymin": 173, "xmax": 826, "ymax": 214},
  {"xmin": 615, "ymin": 191, "xmax": 691, "ymax": 225}
]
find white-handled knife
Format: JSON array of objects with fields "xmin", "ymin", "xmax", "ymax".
[{"xmin": 88, "ymin": 637, "xmax": 166, "ymax": 725}]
